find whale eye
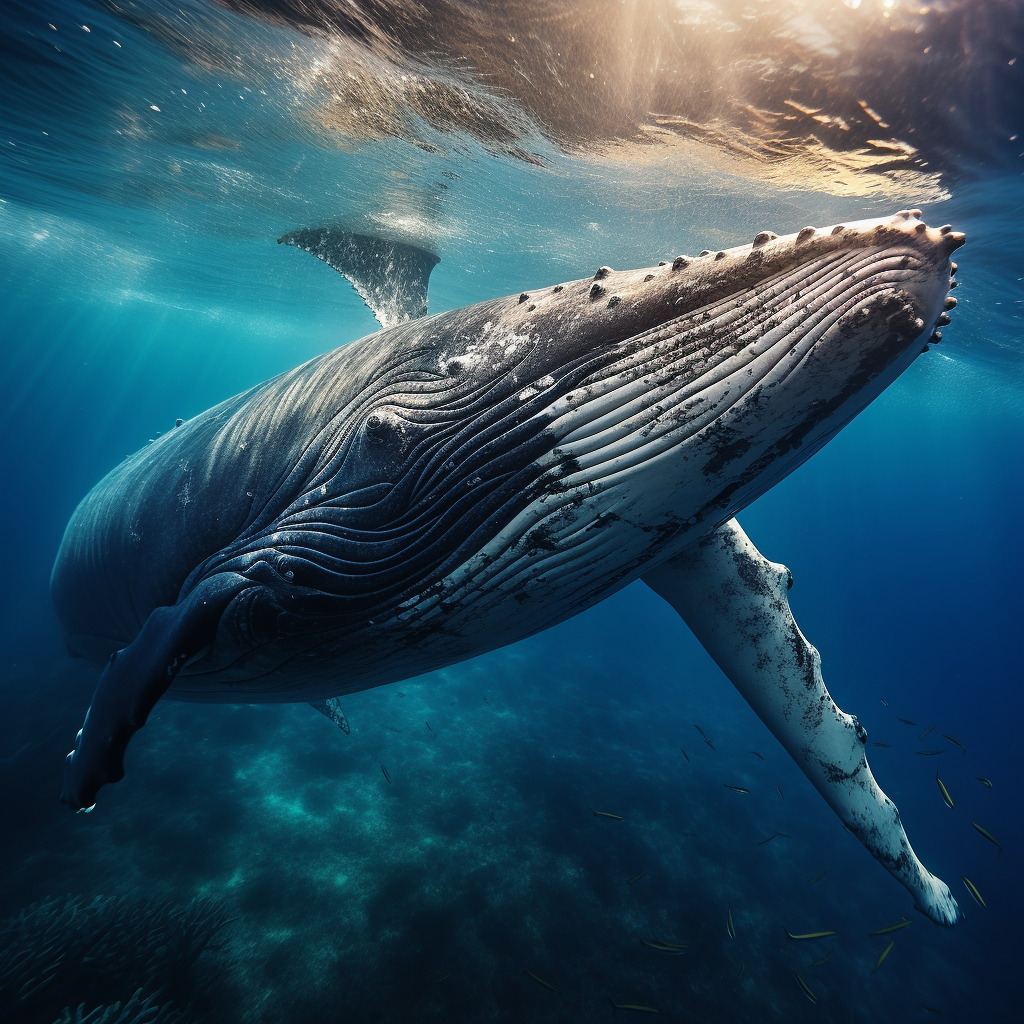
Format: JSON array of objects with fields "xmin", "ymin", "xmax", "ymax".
[{"xmin": 364, "ymin": 411, "xmax": 393, "ymax": 445}]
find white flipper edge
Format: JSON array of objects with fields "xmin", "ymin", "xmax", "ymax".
[{"xmin": 643, "ymin": 518, "xmax": 959, "ymax": 926}]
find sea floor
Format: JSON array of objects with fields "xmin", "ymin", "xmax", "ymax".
[{"xmin": 2, "ymin": 569, "xmax": 1012, "ymax": 1023}]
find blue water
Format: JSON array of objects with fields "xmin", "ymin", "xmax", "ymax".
[{"xmin": 2, "ymin": 2, "xmax": 1022, "ymax": 1022}]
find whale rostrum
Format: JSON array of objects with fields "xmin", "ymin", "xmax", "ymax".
[{"xmin": 53, "ymin": 211, "xmax": 964, "ymax": 925}]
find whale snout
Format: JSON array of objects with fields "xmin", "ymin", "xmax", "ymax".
[
  {"xmin": 862, "ymin": 208, "xmax": 964, "ymax": 349},
  {"xmin": 716, "ymin": 211, "xmax": 964, "ymax": 489},
  {"xmin": 760, "ymin": 209, "xmax": 964, "ymax": 360},
  {"xmin": 597, "ymin": 209, "xmax": 968, "ymax": 523}
]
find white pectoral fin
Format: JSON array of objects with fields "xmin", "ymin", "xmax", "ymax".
[{"xmin": 642, "ymin": 518, "xmax": 959, "ymax": 926}]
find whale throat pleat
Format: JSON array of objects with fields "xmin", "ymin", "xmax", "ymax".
[{"xmin": 546, "ymin": 246, "xmax": 908, "ymax": 480}]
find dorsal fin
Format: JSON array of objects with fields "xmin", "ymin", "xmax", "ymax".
[{"xmin": 277, "ymin": 227, "xmax": 440, "ymax": 329}]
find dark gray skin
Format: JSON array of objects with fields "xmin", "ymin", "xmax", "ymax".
[{"xmin": 54, "ymin": 211, "xmax": 962, "ymax": 812}]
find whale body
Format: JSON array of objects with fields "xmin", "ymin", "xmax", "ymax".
[{"xmin": 53, "ymin": 211, "xmax": 963, "ymax": 926}]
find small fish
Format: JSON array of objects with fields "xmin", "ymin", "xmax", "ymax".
[
  {"xmin": 723, "ymin": 784, "xmax": 750, "ymax": 794},
  {"xmin": 738, "ymin": 960, "xmax": 745, "ymax": 980},
  {"xmin": 380, "ymin": 765, "xmax": 392, "ymax": 784},
  {"xmin": 975, "ymin": 776, "xmax": 993, "ymax": 788},
  {"xmin": 755, "ymin": 833, "xmax": 778, "ymax": 846},
  {"xmin": 972, "ymin": 821, "xmax": 1002, "ymax": 854},
  {"xmin": 640, "ymin": 939, "xmax": 687, "ymax": 953},
  {"xmin": 897, "ymin": 717, "xmax": 917, "ymax": 726},
  {"xmin": 525, "ymin": 970, "xmax": 558, "ymax": 992},
  {"xmin": 809, "ymin": 950, "xmax": 833, "ymax": 967},
  {"xmin": 726, "ymin": 907, "xmax": 736, "ymax": 939},
  {"xmin": 879, "ymin": 698, "xmax": 889, "ymax": 707},
  {"xmin": 785, "ymin": 928, "xmax": 837, "ymax": 940},
  {"xmin": 397, "ymin": 691, "xmax": 406, "ymax": 697},
  {"xmin": 750, "ymin": 750, "xmax": 764, "ymax": 760},
  {"xmin": 943, "ymin": 734, "xmax": 967, "ymax": 755},
  {"xmin": 626, "ymin": 871, "xmax": 649, "ymax": 885},
  {"xmin": 794, "ymin": 971, "xmax": 818, "ymax": 1004},
  {"xmin": 871, "ymin": 940, "xmax": 894, "ymax": 974},
  {"xmin": 589, "ymin": 806, "xmax": 625, "ymax": 820},
  {"xmin": 425, "ymin": 721, "xmax": 434, "ymax": 733},
  {"xmin": 489, "ymin": 810, "xmax": 495, "ymax": 822},
  {"xmin": 618, "ymin": 734, "xmax": 634, "ymax": 748},
  {"xmin": 921, "ymin": 1006, "xmax": 941, "ymax": 1014},
  {"xmin": 871, "ymin": 742, "xmax": 892, "ymax": 748},
  {"xmin": 916, "ymin": 750, "xmax": 945, "ymax": 756},
  {"xmin": 918, "ymin": 726, "xmax": 936, "ymax": 740},
  {"xmin": 448, "ymin": 699, "xmax": 457, "ymax": 706},
  {"xmin": 387, "ymin": 726, "xmax": 403, "ymax": 732},
  {"xmin": 777, "ymin": 785, "xmax": 784, "ymax": 799},
  {"xmin": 962, "ymin": 876, "xmax": 985, "ymax": 907},
  {"xmin": 482, "ymin": 696, "xmax": 490, "ymax": 705},
  {"xmin": 806, "ymin": 870, "xmax": 827, "ymax": 886},
  {"xmin": 679, "ymin": 747, "xmax": 690, "ymax": 763},
  {"xmin": 870, "ymin": 918, "xmax": 911, "ymax": 935},
  {"xmin": 427, "ymin": 971, "xmax": 451, "ymax": 984},
  {"xmin": 704, "ymin": 739, "xmax": 716, "ymax": 751},
  {"xmin": 608, "ymin": 1000, "xmax": 659, "ymax": 1014},
  {"xmin": 694, "ymin": 724, "xmax": 709, "ymax": 740},
  {"xmin": 935, "ymin": 774, "xmax": 954, "ymax": 809}
]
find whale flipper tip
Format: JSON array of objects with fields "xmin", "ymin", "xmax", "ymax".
[{"xmin": 916, "ymin": 873, "xmax": 961, "ymax": 927}]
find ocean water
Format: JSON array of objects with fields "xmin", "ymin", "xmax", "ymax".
[{"xmin": 1, "ymin": 2, "xmax": 1022, "ymax": 1022}]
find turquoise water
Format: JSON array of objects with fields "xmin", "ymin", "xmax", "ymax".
[{"xmin": 1, "ymin": 2, "xmax": 1022, "ymax": 1022}]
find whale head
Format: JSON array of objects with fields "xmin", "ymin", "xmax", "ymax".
[
  {"xmin": 242, "ymin": 207, "xmax": 963, "ymax": 647},
  {"xmin": 486, "ymin": 209, "xmax": 965, "ymax": 552}
]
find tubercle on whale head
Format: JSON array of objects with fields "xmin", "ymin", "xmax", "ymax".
[
  {"xmin": 498, "ymin": 209, "xmax": 964, "ymax": 540},
  {"xmin": 501, "ymin": 210, "xmax": 964, "ymax": 349}
]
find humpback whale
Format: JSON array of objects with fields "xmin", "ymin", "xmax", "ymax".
[{"xmin": 53, "ymin": 210, "xmax": 963, "ymax": 926}]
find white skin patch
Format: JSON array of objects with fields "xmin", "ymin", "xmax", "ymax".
[{"xmin": 438, "ymin": 323, "xmax": 531, "ymax": 375}]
